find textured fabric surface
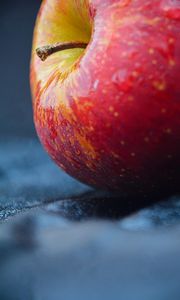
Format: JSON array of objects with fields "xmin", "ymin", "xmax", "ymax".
[
  {"xmin": 0, "ymin": 139, "xmax": 180, "ymax": 300},
  {"xmin": 0, "ymin": 139, "xmax": 90, "ymax": 221}
]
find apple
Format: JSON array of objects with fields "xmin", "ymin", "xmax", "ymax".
[{"xmin": 30, "ymin": 0, "xmax": 180, "ymax": 198}]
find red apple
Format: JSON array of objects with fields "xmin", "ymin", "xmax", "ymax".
[{"xmin": 30, "ymin": 0, "xmax": 180, "ymax": 197}]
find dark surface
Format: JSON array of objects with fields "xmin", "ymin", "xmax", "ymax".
[
  {"xmin": 1, "ymin": 210, "xmax": 180, "ymax": 300},
  {"xmin": 0, "ymin": 139, "xmax": 180, "ymax": 300},
  {"xmin": 1, "ymin": 1, "xmax": 180, "ymax": 300}
]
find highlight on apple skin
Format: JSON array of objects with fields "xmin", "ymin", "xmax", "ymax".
[{"xmin": 30, "ymin": 0, "xmax": 180, "ymax": 198}]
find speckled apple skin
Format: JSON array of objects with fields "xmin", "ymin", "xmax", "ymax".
[{"xmin": 30, "ymin": 0, "xmax": 180, "ymax": 197}]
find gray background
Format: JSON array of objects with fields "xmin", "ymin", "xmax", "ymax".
[{"xmin": 0, "ymin": 0, "xmax": 41, "ymax": 138}]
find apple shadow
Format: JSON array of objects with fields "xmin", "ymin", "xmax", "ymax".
[{"xmin": 44, "ymin": 190, "xmax": 170, "ymax": 221}]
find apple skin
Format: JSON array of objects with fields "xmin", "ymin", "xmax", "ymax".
[{"xmin": 30, "ymin": 0, "xmax": 180, "ymax": 197}]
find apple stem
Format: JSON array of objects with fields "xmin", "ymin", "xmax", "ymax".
[{"xmin": 36, "ymin": 41, "xmax": 88, "ymax": 61}]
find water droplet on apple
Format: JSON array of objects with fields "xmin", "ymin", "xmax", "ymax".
[
  {"xmin": 161, "ymin": 0, "xmax": 180, "ymax": 20},
  {"xmin": 93, "ymin": 79, "xmax": 99, "ymax": 91},
  {"xmin": 112, "ymin": 69, "xmax": 132, "ymax": 92}
]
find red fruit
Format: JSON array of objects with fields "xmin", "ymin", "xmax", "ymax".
[{"xmin": 30, "ymin": 0, "xmax": 180, "ymax": 197}]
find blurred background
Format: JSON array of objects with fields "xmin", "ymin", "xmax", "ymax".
[{"xmin": 0, "ymin": 0, "xmax": 41, "ymax": 138}]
